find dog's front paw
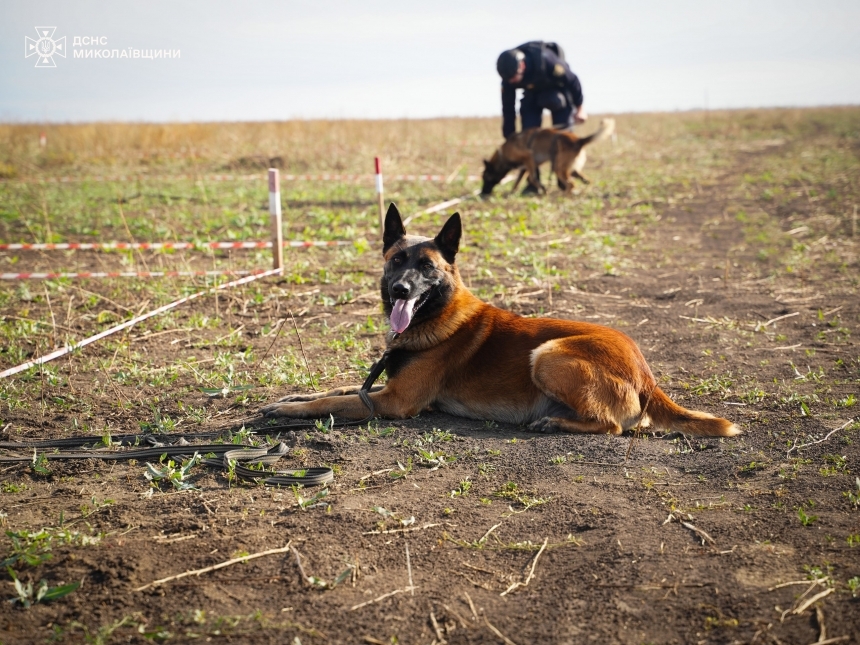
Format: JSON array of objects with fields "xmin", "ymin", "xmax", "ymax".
[
  {"xmin": 260, "ymin": 403, "xmax": 299, "ymax": 418},
  {"xmin": 527, "ymin": 417, "xmax": 562, "ymax": 434},
  {"xmin": 277, "ymin": 393, "xmax": 316, "ymax": 403}
]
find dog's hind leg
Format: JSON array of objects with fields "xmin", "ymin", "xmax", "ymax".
[
  {"xmin": 552, "ymin": 154, "xmax": 575, "ymax": 193},
  {"xmin": 571, "ymin": 170, "xmax": 590, "ymax": 185},
  {"xmin": 570, "ymin": 149, "xmax": 590, "ymax": 184},
  {"xmin": 528, "ymin": 339, "xmax": 640, "ymax": 434}
]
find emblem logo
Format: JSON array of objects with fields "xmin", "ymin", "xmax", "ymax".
[{"xmin": 25, "ymin": 27, "xmax": 66, "ymax": 68}]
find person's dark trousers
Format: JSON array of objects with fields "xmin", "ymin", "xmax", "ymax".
[{"xmin": 520, "ymin": 89, "xmax": 574, "ymax": 130}]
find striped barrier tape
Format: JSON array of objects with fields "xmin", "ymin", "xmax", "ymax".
[
  {"xmin": 0, "ymin": 240, "xmax": 351, "ymax": 251},
  {"xmin": 0, "ymin": 267, "xmax": 282, "ymax": 379},
  {"xmin": 2, "ymin": 269, "xmax": 275, "ymax": 281},
  {"xmin": 4, "ymin": 173, "xmax": 481, "ymax": 184},
  {"xmin": 0, "ymin": 180, "xmax": 509, "ymax": 280}
]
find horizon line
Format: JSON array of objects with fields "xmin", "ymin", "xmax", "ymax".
[{"xmin": 1, "ymin": 104, "xmax": 858, "ymax": 127}]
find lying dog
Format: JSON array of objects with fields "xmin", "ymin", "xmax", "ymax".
[
  {"xmin": 261, "ymin": 204, "xmax": 738, "ymax": 437},
  {"xmin": 481, "ymin": 118, "xmax": 615, "ymax": 196}
]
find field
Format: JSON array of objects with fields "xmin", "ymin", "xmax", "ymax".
[{"xmin": 0, "ymin": 108, "xmax": 859, "ymax": 644}]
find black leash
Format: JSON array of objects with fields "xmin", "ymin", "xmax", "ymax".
[
  {"xmin": 357, "ymin": 349, "xmax": 390, "ymax": 421},
  {"xmin": 0, "ymin": 440, "xmax": 333, "ymax": 487},
  {"xmin": 0, "ymin": 349, "xmax": 393, "ymax": 488}
]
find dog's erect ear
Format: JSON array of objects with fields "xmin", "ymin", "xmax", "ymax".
[
  {"xmin": 434, "ymin": 212, "xmax": 461, "ymax": 263},
  {"xmin": 383, "ymin": 203, "xmax": 406, "ymax": 254},
  {"xmin": 483, "ymin": 159, "xmax": 489, "ymax": 168}
]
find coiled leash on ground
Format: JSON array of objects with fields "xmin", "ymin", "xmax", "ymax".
[
  {"xmin": 0, "ymin": 439, "xmax": 333, "ymax": 487},
  {"xmin": 0, "ymin": 350, "xmax": 392, "ymax": 488}
]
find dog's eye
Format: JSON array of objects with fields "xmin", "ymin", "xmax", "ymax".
[
  {"xmin": 392, "ymin": 256, "xmax": 403, "ymax": 265},
  {"xmin": 421, "ymin": 261, "xmax": 434, "ymax": 270}
]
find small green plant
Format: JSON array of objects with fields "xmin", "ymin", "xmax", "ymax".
[
  {"xmin": 389, "ymin": 457, "xmax": 413, "ymax": 479},
  {"xmin": 2, "ymin": 526, "xmax": 102, "ymax": 568},
  {"xmin": 820, "ymin": 454, "xmax": 849, "ymax": 477},
  {"xmin": 450, "ymin": 479, "xmax": 472, "ymax": 498},
  {"xmin": 495, "ymin": 481, "xmax": 520, "ymax": 498},
  {"xmin": 2, "ymin": 482, "xmax": 27, "ymax": 494},
  {"xmin": 837, "ymin": 394, "xmax": 856, "ymax": 408},
  {"xmin": 846, "ymin": 534, "xmax": 860, "ymax": 547},
  {"xmin": 293, "ymin": 487, "xmax": 329, "ymax": 510},
  {"xmin": 847, "ymin": 576, "xmax": 860, "ymax": 598},
  {"xmin": 144, "ymin": 453, "xmax": 201, "ymax": 491},
  {"xmin": 139, "ymin": 405, "xmax": 177, "ymax": 434},
  {"xmin": 31, "ymin": 452, "xmax": 51, "ymax": 477},
  {"xmin": 689, "ymin": 373, "xmax": 733, "ymax": 397},
  {"xmin": 797, "ymin": 507, "xmax": 818, "ymax": 526},
  {"xmin": 314, "ymin": 414, "xmax": 335, "ymax": 434},
  {"xmin": 7, "ymin": 569, "xmax": 80, "ymax": 608},
  {"xmin": 477, "ymin": 462, "xmax": 496, "ymax": 477},
  {"xmin": 422, "ymin": 428, "xmax": 454, "ymax": 443},
  {"xmin": 370, "ymin": 506, "xmax": 414, "ymax": 531},
  {"xmin": 415, "ymin": 448, "xmax": 454, "ymax": 470},
  {"xmin": 739, "ymin": 461, "xmax": 767, "ymax": 474},
  {"xmin": 551, "ymin": 455, "xmax": 567, "ymax": 464},
  {"xmin": 844, "ymin": 477, "xmax": 860, "ymax": 508},
  {"xmin": 803, "ymin": 563, "xmax": 833, "ymax": 584},
  {"xmin": 493, "ymin": 481, "xmax": 551, "ymax": 513}
]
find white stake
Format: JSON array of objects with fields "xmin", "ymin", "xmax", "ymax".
[
  {"xmin": 375, "ymin": 156, "xmax": 384, "ymax": 236},
  {"xmin": 268, "ymin": 168, "xmax": 284, "ymax": 270}
]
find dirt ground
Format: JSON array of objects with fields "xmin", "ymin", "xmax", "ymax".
[{"xmin": 1, "ymin": 111, "xmax": 859, "ymax": 644}]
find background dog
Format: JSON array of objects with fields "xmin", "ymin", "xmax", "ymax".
[
  {"xmin": 481, "ymin": 118, "xmax": 615, "ymax": 196},
  {"xmin": 262, "ymin": 204, "xmax": 738, "ymax": 438}
]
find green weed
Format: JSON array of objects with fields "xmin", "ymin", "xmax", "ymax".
[
  {"xmin": 2, "ymin": 526, "xmax": 102, "ymax": 568},
  {"xmin": 7, "ymin": 569, "xmax": 80, "ymax": 608},
  {"xmin": 796, "ymin": 507, "xmax": 818, "ymax": 526},
  {"xmin": 144, "ymin": 453, "xmax": 201, "ymax": 491}
]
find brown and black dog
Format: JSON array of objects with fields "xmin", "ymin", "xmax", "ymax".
[
  {"xmin": 261, "ymin": 204, "xmax": 738, "ymax": 438},
  {"xmin": 481, "ymin": 118, "xmax": 615, "ymax": 196}
]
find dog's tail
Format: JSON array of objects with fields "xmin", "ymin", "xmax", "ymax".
[
  {"xmin": 578, "ymin": 118, "xmax": 615, "ymax": 146},
  {"xmin": 645, "ymin": 385, "xmax": 740, "ymax": 437}
]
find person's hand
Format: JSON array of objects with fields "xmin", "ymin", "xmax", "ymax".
[{"xmin": 574, "ymin": 106, "xmax": 588, "ymax": 124}]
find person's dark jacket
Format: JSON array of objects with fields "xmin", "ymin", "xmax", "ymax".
[{"xmin": 501, "ymin": 41, "xmax": 583, "ymax": 138}]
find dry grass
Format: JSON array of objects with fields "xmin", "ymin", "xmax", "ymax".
[{"xmin": 4, "ymin": 107, "xmax": 856, "ymax": 178}]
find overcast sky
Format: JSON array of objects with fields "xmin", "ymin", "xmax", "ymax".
[{"xmin": 2, "ymin": 0, "xmax": 859, "ymax": 122}]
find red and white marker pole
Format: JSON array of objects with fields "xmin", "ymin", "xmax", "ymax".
[
  {"xmin": 375, "ymin": 156, "xmax": 385, "ymax": 235},
  {"xmin": 39, "ymin": 131, "xmax": 47, "ymax": 148},
  {"xmin": 268, "ymin": 168, "xmax": 283, "ymax": 271}
]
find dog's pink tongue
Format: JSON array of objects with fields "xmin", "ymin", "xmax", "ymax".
[{"xmin": 390, "ymin": 297, "xmax": 418, "ymax": 334}]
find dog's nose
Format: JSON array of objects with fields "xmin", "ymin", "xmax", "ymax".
[{"xmin": 391, "ymin": 282, "xmax": 410, "ymax": 299}]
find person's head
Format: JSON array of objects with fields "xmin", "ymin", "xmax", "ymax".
[{"xmin": 496, "ymin": 49, "xmax": 525, "ymax": 83}]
